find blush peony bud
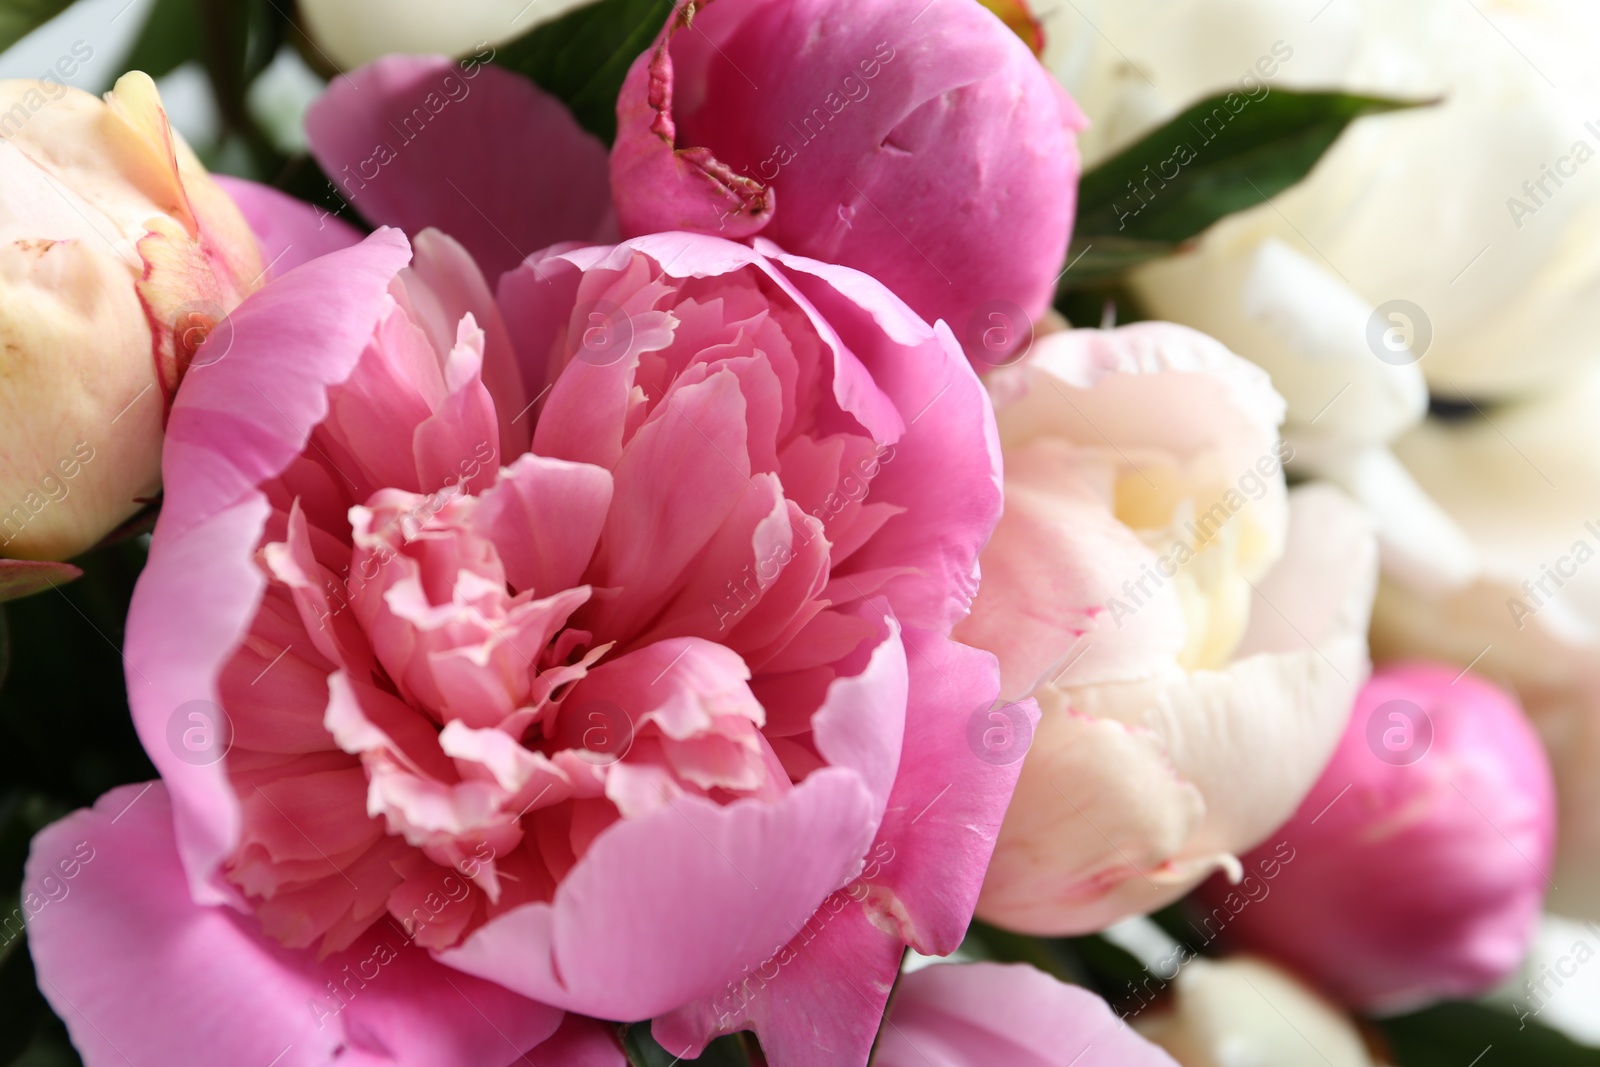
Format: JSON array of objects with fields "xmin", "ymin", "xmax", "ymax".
[
  {"xmin": 1194, "ymin": 662, "xmax": 1556, "ymax": 1012},
  {"xmin": 0, "ymin": 72, "xmax": 262, "ymax": 563}
]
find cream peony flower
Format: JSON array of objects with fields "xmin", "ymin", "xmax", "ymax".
[
  {"xmin": 0, "ymin": 72, "xmax": 260, "ymax": 561},
  {"xmin": 296, "ymin": 0, "xmax": 596, "ymax": 70},
  {"xmin": 958, "ymin": 322, "xmax": 1376, "ymax": 934},
  {"xmin": 1136, "ymin": 956, "xmax": 1381, "ymax": 1067}
]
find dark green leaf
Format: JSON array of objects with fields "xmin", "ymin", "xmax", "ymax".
[
  {"xmin": 490, "ymin": 0, "xmax": 674, "ymax": 145},
  {"xmin": 962, "ymin": 919, "xmax": 1096, "ymax": 991},
  {"xmin": 1058, "ymin": 235, "xmax": 1185, "ymax": 286},
  {"xmin": 1375, "ymin": 1001, "xmax": 1600, "ymax": 1066},
  {"xmin": 120, "ymin": 0, "xmax": 204, "ymax": 82},
  {"xmin": 0, "ymin": 0, "xmax": 74, "ymax": 53},
  {"xmin": 0, "ymin": 934, "xmax": 58, "ymax": 1063},
  {"xmin": 0, "ymin": 540, "xmax": 154, "ymax": 807},
  {"xmin": 1067, "ymin": 89, "xmax": 1431, "ymax": 277},
  {"xmin": 1052, "ymin": 280, "xmax": 1150, "ymax": 329},
  {"xmin": 12, "ymin": 1012, "xmax": 81, "ymax": 1067},
  {"xmin": 620, "ymin": 1022, "xmax": 758, "ymax": 1066}
]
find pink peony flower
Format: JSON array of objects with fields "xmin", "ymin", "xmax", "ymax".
[
  {"xmin": 879, "ymin": 962, "xmax": 1179, "ymax": 1066},
  {"xmin": 26, "ymin": 176, "xmax": 1020, "ymax": 1066},
  {"xmin": 1194, "ymin": 662, "xmax": 1556, "ymax": 1012},
  {"xmin": 611, "ymin": 0, "xmax": 1084, "ymax": 366}
]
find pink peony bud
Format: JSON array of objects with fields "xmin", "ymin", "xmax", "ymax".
[
  {"xmin": 0, "ymin": 72, "xmax": 261, "ymax": 563},
  {"xmin": 609, "ymin": 0, "xmax": 1083, "ymax": 368},
  {"xmin": 1194, "ymin": 662, "xmax": 1556, "ymax": 1013}
]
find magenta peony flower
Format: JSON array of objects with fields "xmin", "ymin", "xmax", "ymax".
[
  {"xmin": 1193, "ymin": 662, "xmax": 1556, "ymax": 1013},
  {"xmin": 879, "ymin": 962, "xmax": 1179, "ymax": 1066},
  {"xmin": 610, "ymin": 0, "xmax": 1083, "ymax": 366},
  {"xmin": 25, "ymin": 173, "xmax": 1019, "ymax": 1065}
]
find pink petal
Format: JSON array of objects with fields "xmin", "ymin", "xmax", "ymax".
[
  {"xmin": 585, "ymin": 368, "xmax": 755, "ymax": 640},
  {"xmin": 307, "ymin": 55, "xmax": 613, "ymax": 282},
  {"xmin": 654, "ymin": 887, "xmax": 904, "ymax": 1067},
  {"xmin": 809, "ymin": 607, "xmax": 906, "ymax": 816},
  {"xmin": 411, "ymin": 315, "xmax": 501, "ymax": 493},
  {"xmin": 524, "ymin": 1015, "xmax": 626, "ymax": 1066},
  {"xmin": 214, "ymin": 175, "xmax": 362, "ymax": 280},
  {"xmin": 879, "ymin": 963, "xmax": 1180, "ymax": 1067},
  {"xmin": 470, "ymin": 453, "xmax": 613, "ymax": 598},
  {"xmin": 771, "ymin": 251, "xmax": 1001, "ymax": 633},
  {"xmin": 436, "ymin": 770, "xmax": 878, "ymax": 1020},
  {"xmin": 25, "ymin": 783, "xmax": 565, "ymax": 1067},
  {"xmin": 404, "ymin": 228, "xmax": 529, "ymax": 458},
  {"xmin": 862, "ymin": 629, "xmax": 1020, "ymax": 955},
  {"xmin": 129, "ymin": 231, "xmax": 411, "ymax": 900}
]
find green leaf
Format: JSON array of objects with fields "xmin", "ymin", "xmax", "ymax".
[
  {"xmin": 0, "ymin": 0, "xmax": 74, "ymax": 53},
  {"xmin": 620, "ymin": 1022, "xmax": 758, "ymax": 1066},
  {"xmin": 0, "ymin": 540, "xmax": 154, "ymax": 807},
  {"xmin": 1057, "ymin": 235, "xmax": 1184, "ymax": 287},
  {"xmin": 1063, "ymin": 89, "xmax": 1431, "ymax": 285},
  {"xmin": 0, "ymin": 933, "xmax": 57, "ymax": 1064},
  {"xmin": 490, "ymin": 0, "xmax": 674, "ymax": 145},
  {"xmin": 119, "ymin": 0, "xmax": 203, "ymax": 82},
  {"xmin": 962, "ymin": 919, "xmax": 1097, "ymax": 992},
  {"xmin": 1375, "ymin": 1001, "xmax": 1600, "ymax": 1065}
]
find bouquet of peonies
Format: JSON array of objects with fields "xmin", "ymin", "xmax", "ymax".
[{"xmin": 0, "ymin": 0, "xmax": 1594, "ymax": 1064}]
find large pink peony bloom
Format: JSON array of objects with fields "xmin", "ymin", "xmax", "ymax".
[{"xmin": 26, "ymin": 176, "xmax": 1018, "ymax": 1065}]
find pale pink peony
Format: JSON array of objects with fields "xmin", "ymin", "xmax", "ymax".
[
  {"xmin": 26, "ymin": 178, "xmax": 1019, "ymax": 1066},
  {"xmin": 0, "ymin": 73, "xmax": 262, "ymax": 567},
  {"xmin": 1193, "ymin": 662, "xmax": 1556, "ymax": 1013},
  {"xmin": 610, "ymin": 0, "xmax": 1084, "ymax": 367},
  {"xmin": 958, "ymin": 323, "xmax": 1379, "ymax": 935}
]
